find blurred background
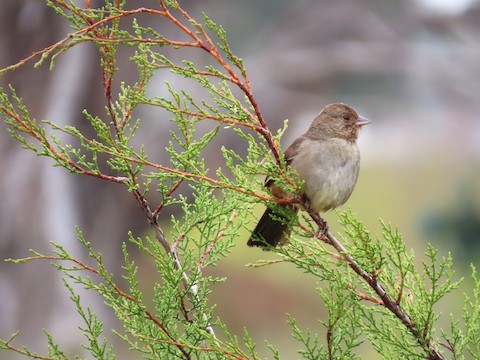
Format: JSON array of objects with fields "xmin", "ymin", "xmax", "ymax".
[{"xmin": 1, "ymin": 0, "xmax": 480, "ymax": 358}]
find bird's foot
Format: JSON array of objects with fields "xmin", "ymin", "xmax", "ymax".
[
  {"xmin": 314, "ymin": 217, "xmax": 329, "ymax": 239},
  {"xmin": 308, "ymin": 211, "xmax": 329, "ymax": 242}
]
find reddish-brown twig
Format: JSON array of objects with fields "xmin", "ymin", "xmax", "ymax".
[
  {"xmin": 199, "ymin": 210, "xmax": 237, "ymax": 270},
  {"xmin": 307, "ymin": 212, "xmax": 444, "ymax": 360},
  {"xmin": 13, "ymin": 254, "xmax": 191, "ymax": 359}
]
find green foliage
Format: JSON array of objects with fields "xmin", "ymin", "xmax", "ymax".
[
  {"xmin": 1, "ymin": 1, "xmax": 479, "ymax": 360},
  {"xmin": 250, "ymin": 210, "xmax": 473, "ymax": 359}
]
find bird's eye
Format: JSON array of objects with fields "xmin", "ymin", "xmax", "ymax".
[{"xmin": 343, "ymin": 114, "xmax": 350, "ymax": 121}]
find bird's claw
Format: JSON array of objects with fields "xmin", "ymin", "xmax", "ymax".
[
  {"xmin": 314, "ymin": 218, "xmax": 329, "ymax": 239},
  {"xmin": 307, "ymin": 209, "xmax": 329, "ymax": 241}
]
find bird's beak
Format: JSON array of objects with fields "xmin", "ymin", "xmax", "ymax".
[{"xmin": 356, "ymin": 115, "xmax": 371, "ymax": 127}]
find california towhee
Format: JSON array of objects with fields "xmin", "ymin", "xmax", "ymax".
[{"xmin": 248, "ymin": 103, "xmax": 370, "ymax": 247}]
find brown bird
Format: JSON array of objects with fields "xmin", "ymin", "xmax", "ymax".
[{"xmin": 248, "ymin": 103, "xmax": 370, "ymax": 247}]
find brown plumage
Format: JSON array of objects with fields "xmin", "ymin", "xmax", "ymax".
[{"xmin": 248, "ymin": 103, "xmax": 370, "ymax": 247}]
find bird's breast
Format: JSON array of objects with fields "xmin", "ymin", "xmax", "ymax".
[{"xmin": 290, "ymin": 138, "xmax": 361, "ymax": 212}]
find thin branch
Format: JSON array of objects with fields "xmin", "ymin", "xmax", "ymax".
[
  {"xmin": 1, "ymin": 333, "xmax": 52, "ymax": 360},
  {"xmin": 132, "ymin": 333, "xmax": 250, "ymax": 360},
  {"xmin": 395, "ymin": 271, "xmax": 406, "ymax": 305},
  {"xmin": 2, "ymin": 1, "xmax": 281, "ymax": 165},
  {"xmin": 14, "ymin": 254, "xmax": 192, "ymax": 359},
  {"xmin": 149, "ymin": 214, "xmax": 218, "ymax": 340},
  {"xmin": 327, "ymin": 314, "xmax": 342, "ymax": 360},
  {"xmin": 199, "ymin": 210, "xmax": 237, "ymax": 270},
  {"xmin": 0, "ymin": 105, "xmax": 128, "ymax": 184},
  {"xmin": 139, "ymin": 105, "xmax": 259, "ymax": 132},
  {"xmin": 347, "ymin": 285, "xmax": 384, "ymax": 305},
  {"xmin": 308, "ymin": 213, "xmax": 445, "ymax": 360},
  {"xmin": 153, "ymin": 178, "xmax": 185, "ymax": 219},
  {"xmin": 157, "ymin": 0, "xmax": 282, "ymax": 166},
  {"xmin": 439, "ymin": 340, "xmax": 457, "ymax": 360},
  {"xmin": 0, "ymin": 7, "xmax": 172, "ymax": 75},
  {"xmin": 126, "ymin": 165, "xmax": 217, "ymax": 341}
]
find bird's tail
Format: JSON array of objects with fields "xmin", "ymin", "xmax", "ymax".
[{"xmin": 247, "ymin": 207, "xmax": 294, "ymax": 247}]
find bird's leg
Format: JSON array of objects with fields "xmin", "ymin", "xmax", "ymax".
[
  {"xmin": 303, "ymin": 195, "xmax": 329, "ymax": 241},
  {"xmin": 301, "ymin": 193, "xmax": 311, "ymax": 211},
  {"xmin": 310, "ymin": 212, "xmax": 329, "ymax": 238}
]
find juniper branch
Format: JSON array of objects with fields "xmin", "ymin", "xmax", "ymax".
[{"xmin": 308, "ymin": 212, "xmax": 444, "ymax": 360}]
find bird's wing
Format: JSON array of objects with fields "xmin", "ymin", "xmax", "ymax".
[
  {"xmin": 264, "ymin": 135, "xmax": 305, "ymax": 190},
  {"xmin": 283, "ymin": 136, "xmax": 304, "ymax": 166}
]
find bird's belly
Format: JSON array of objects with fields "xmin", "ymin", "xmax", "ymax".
[
  {"xmin": 293, "ymin": 139, "xmax": 360, "ymax": 213},
  {"xmin": 304, "ymin": 162, "xmax": 359, "ymax": 212}
]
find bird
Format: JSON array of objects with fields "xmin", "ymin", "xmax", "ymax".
[{"xmin": 247, "ymin": 103, "xmax": 370, "ymax": 247}]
